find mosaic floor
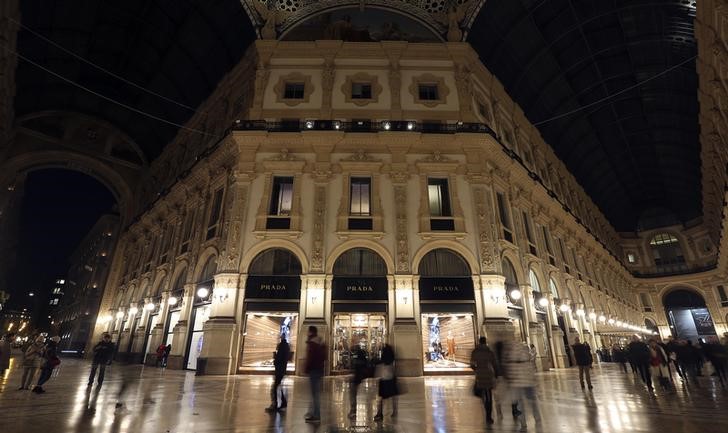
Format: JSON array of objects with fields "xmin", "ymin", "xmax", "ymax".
[{"xmin": 1, "ymin": 353, "xmax": 727, "ymax": 433}]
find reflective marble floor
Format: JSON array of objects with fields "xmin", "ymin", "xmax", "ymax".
[{"xmin": 1, "ymin": 354, "xmax": 727, "ymax": 433}]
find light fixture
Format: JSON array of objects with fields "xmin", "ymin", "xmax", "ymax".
[
  {"xmin": 382, "ymin": 121, "xmax": 391, "ymax": 130},
  {"xmin": 406, "ymin": 121, "xmax": 415, "ymax": 130},
  {"xmin": 28, "ymin": 292, "xmax": 34, "ymax": 297},
  {"xmin": 559, "ymin": 304, "xmax": 570, "ymax": 313},
  {"xmin": 129, "ymin": 307, "xmax": 138, "ymax": 315},
  {"xmin": 197, "ymin": 287, "xmax": 210, "ymax": 298},
  {"xmin": 616, "ymin": 320, "xmax": 623, "ymax": 327},
  {"xmin": 598, "ymin": 315, "xmax": 606, "ymax": 323},
  {"xmin": 145, "ymin": 302, "xmax": 156, "ymax": 311},
  {"xmin": 305, "ymin": 120, "xmax": 314, "ymax": 129},
  {"xmin": 588, "ymin": 312, "xmax": 597, "ymax": 320},
  {"xmin": 576, "ymin": 308, "xmax": 585, "ymax": 317},
  {"xmin": 116, "ymin": 311, "xmax": 124, "ymax": 319},
  {"xmin": 538, "ymin": 297, "xmax": 549, "ymax": 307},
  {"xmin": 333, "ymin": 120, "xmax": 341, "ymax": 130},
  {"xmin": 509, "ymin": 289, "xmax": 522, "ymax": 301},
  {"xmin": 168, "ymin": 296, "xmax": 178, "ymax": 306},
  {"xmin": 607, "ymin": 318, "xmax": 615, "ymax": 325}
]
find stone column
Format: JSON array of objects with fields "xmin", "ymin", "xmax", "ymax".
[
  {"xmin": 145, "ymin": 292, "xmax": 168, "ymax": 365},
  {"xmin": 480, "ymin": 275, "xmax": 515, "ymax": 343},
  {"xmin": 298, "ymin": 274, "xmax": 327, "ymax": 375},
  {"xmin": 199, "ymin": 272, "xmax": 241, "ymax": 374},
  {"xmin": 544, "ymin": 293, "xmax": 567, "ymax": 368},
  {"xmin": 392, "ymin": 274, "xmax": 420, "ymax": 376}
]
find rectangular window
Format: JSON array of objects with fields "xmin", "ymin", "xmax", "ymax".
[
  {"xmin": 427, "ymin": 178, "xmax": 451, "ymax": 217},
  {"xmin": 206, "ymin": 188, "xmax": 225, "ymax": 240},
  {"xmin": 522, "ymin": 211, "xmax": 538, "ymax": 255},
  {"xmin": 718, "ymin": 285, "xmax": 728, "ymax": 307},
  {"xmin": 180, "ymin": 210, "xmax": 195, "ymax": 254},
  {"xmin": 418, "ymin": 84, "xmax": 439, "ymax": 100},
  {"xmin": 159, "ymin": 225, "xmax": 173, "ymax": 263},
  {"xmin": 542, "ymin": 226, "xmax": 554, "ymax": 255},
  {"xmin": 351, "ymin": 83, "xmax": 372, "ymax": 99},
  {"xmin": 496, "ymin": 192, "xmax": 514, "ymax": 243},
  {"xmin": 284, "ymin": 83, "xmax": 305, "ymax": 99},
  {"xmin": 627, "ymin": 253, "xmax": 636, "ymax": 263},
  {"xmin": 640, "ymin": 293, "xmax": 653, "ymax": 312},
  {"xmin": 349, "ymin": 177, "xmax": 371, "ymax": 216},
  {"xmin": 269, "ymin": 177, "xmax": 294, "ymax": 216}
]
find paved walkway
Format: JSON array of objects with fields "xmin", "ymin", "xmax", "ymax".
[{"xmin": 1, "ymin": 354, "xmax": 727, "ymax": 433}]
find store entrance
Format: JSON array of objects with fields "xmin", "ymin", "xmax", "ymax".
[{"xmin": 333, "ymin": 313, "xmax": 386, "ymax": 371}]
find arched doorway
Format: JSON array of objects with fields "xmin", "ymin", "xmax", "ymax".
[
  {"xmin": 164, "ymin": 267, "xmax": 187, "ymax": 354},
  {"xmin": 418, "ymin": 248, "xmax": 476, "ymax": 372},
  {"xmin": 503, "ymin": 258, "xmax": 526, "ymax": 342},
  {"xmin": 185, "ymin": 256, "xmax": 216, "ymax": 370},
  {"xmin": 663, "ymin": 289, "xmax": 716, "ymax": 341},
  {"xmin": 240, "ymin": 248, "xmax": 302, "ymax": 373},
  {"xmin": 331, "ymin": 248, "xmax": 388, "ymax": 372}
]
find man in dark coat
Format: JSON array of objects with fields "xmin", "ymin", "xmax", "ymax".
[
  {"xmin": 88, "ymin": 333, "xmax": 115, "ymax": 386},
  {"xmin": 266, "ymin": 336, "xmax": 290, "ymax": 412},
  {"xmin": 348, "ymin": 344, "xmax": 369, "ymax": 419},
  {"xmin": 628, "ymin": 335, "xmax": 652, "ymax": 389},
  {"xmin": 471, "ymin": 336, "xmax": 498, "ymax": 424},
  {"xmin": 572, "ymin": 337, "xmax": 593, "ymax": 389},
  {"xmin": 304, "ymin": 326, "xmax": 326, "ymax": 423}
]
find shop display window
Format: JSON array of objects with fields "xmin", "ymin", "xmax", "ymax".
[
  {"xmin": 186, "ymin": 304, "xmax": 211, "ymax": 370},
  {"xmin": 240, "ymin": 313, "xmax": 297, "ymax": 372},
  {"xmin": 143, "ymin": 314, "xmax": 160, "ymax": 358},
  {"xmin": 332, "ymin": 313, "xmax": 386, "ymax": 372},
  {"xmin": 165, "ymin": 310, "xmax": 180, "ymax": 346},
  {"xmin": 421, "ymin": 313, "xmax": 475, "ymax": 371}
]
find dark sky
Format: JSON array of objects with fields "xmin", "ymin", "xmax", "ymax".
[{"xmin": 7, "ymin": 169, "xmax": 116, "ymax": 315}]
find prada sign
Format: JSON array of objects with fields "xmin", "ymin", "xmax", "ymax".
[
  {"xmin": 332, "ymin": 277, "xmax": 388, "ymax": 301},
  {"xmin": 245, "ymin": 276, "xmax": 301, "ymax": 300},
  {"xmin": 419, "ymin": 277, "xmax": 474, "ymax": 301}
]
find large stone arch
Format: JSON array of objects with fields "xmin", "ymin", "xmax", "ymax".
[
  {"xmin": 326, "ymin": 239, "xmax": 395, "ymax": 275},
  {"xmin": 240, "ymin": 239, "xmax": 309, "ymax": 275},
  {"xmin": 412, "ymin": 240, "xmax": 478, "ymax": 275},
  {"xmin": 658, "ymin": 282, "xmax": 708, "ymax": 302}
]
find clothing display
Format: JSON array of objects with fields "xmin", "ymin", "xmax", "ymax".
[{"xmin": 421, "ymin": 314, "xmax": 475, "ymax": 371}]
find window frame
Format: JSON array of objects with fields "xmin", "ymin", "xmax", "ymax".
[
  {"xmin": 427, "ymin": 178, "xmax": 452, "ymax": 218},
  {"xmin": 349, "ymin": 177, "xmax": 372, "ymax": 216}
]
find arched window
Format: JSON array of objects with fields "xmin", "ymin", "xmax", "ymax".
[
  {"xmin": 333, "ymin": 248, "xmax": 386, "ymax": 276},
  {"xmin": 197, "ymin": 256, "xmax": 217, "ymax": 283},
  {"xmin": 420, "ymin": 249, "xmax": 470, "ymax": 277},
  {"xmin": 529, "ymin": 269, "xmax": 541, "ymax": 293},
  {"xmin": 649, "ymin": 233, "xmax": 685, "ymax": 269},
  {"xmin": 549, "ymin": 278, "xmax": 559, "ymax": 299},
  {"xmin": 249, "ymin": 249, "xmax": 302, "ymax": 276}
]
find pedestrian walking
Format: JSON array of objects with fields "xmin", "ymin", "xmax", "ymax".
[
  {"xmin": 348, "ymin": 344, "xmax": 370, "ymax": 419},
  {"xmin": 503, "ymin": 341, "xmax": 541, "ymax": 432},
  {"xmin": 155, "ymin": 343, "xmax": 166, "ymax": 367},
  {"xmin": 162, "ymin": 344, "xmax": 171, "ymax": 367},
  {"xmin": 703, "ymin": 337, "xmax": 727, "ymax": 388},
  {"xmin": 304, "ymin": 326, "xmax": 326, "ymax": 423},
  {"xmin": 470, "ymin": 336, "xmax": 498, "ymax": 425},
  {"xmin": 19, "ymin": 335, "xmax": 45, "ymax": 390},
  {"xmin": 374, "ymin": 344, "xmax": 398, "ymax": 422},
  {"xmin": 612, "ymin": 344, "xmax": 628, "ymax": 373},
  {"xmin": 266, "ymin": 336, "xmax": 290, "ymax": 413},
  {"xmin": 678, "ymin": 340, "xmax": 701, "ymax": 385},
  {"xmin": 648, "ymin": 339, "xmax": 672, "ymax": 391},
  {"xmin": 572, "ymin": 337, "xmax": 593, "ymax": 389},
  {"xmin": 665, "ymin": 336, "xmax": 684, "ymax": 379},
  {"xmin": 628, "ymin": 336, "xmax": 652, "ymax": 390},
  {"xmin": 32, "ymin": 336, "xmax": 61, "ymax": 394},
  {"xmin": 88, "ymin": 333, "xmax": 115, "ymax": 386},
  {"xmin": 0, "ymin": 333, "xmax": 15, "ymax": 375}
]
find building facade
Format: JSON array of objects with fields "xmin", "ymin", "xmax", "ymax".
[{"xmin": 88, "ymin": 38, "xmax": 686, "ymax": 376}]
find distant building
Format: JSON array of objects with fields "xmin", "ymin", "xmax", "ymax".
[{"xmin": 52, "ymin": 213, "xmax": 119, "ymax": 353}]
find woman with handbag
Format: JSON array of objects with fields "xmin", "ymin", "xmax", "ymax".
[
  {"xmin": 374, "ymin": 344, "xmax": 398, "ymax": 422},
  {"xmin": 32, "ymin": 336, "xmax": 61, "ymax": 394},
  {"xmin": 648, "ymin": 339, "xmax": 672, "ymax": 392}
]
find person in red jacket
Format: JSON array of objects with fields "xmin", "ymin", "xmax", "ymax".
[{"xmin": 304, "ymin": 325, "xmax": 326, "ymax": 423}]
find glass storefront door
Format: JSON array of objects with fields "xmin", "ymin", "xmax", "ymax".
[
  {"xmin": 186, "ymin": 304, "xmax": 211, "ymax": 370},
  {"xmin": 142, "ymin": 314, "xmax": 160, "ymax": 363},
  {"xmin": 421, "ymin": 313, "xmax": 475, "ymax": 372},
  {"xmin": 165, "ymin": 310, "xmax": 180, "ymax": 346},
  {"xmin": 240, "ymin": 312, "xmax": 298, "ymax": 372},
  {"xmin": 332, "ymin": 313, "xmax": 386, "ymax": 372}
]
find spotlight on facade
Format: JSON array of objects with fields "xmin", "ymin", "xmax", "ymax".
[
  {"xmin": 598, "ymin": 314, "xmax": 606, "ymax": 322},
  {"xmin": 616, "ymin": 320, "xmax": 623, "ymax": 327},
  {"xmin": 197, "ymin": 287, "xmax": 210, "ymax": 298},
  {"xmin": 406, "ymin": 121, "xmax": 415, "ymax": 130},
  {"xmin": 333, "ymin": 120, "xmax": 341, "ymax": 130},
  {"xmin": 145, "ymin": 303, "xmax": 156, "ymax": 311},
  {"xmin": 509, "ymin": 289, "xmax": 522, "ymax": 300},
  {"xmin": 607, "ymin": 318, "xmax": 615, "ymax": 325},
  {"xmin": 559, "ymin": 303, "xmax": 570, "ymax": 313},
  {"xmin": 538, "ymin": 297, "xmax": 549, "ymax": 307},
  {"xmin": 116, "ymin": 311, "xmax": 124, "ymax": 319},
  {"xmin": 168, "ymin": 296, "xmax": 178, "ymax": 306},
  {"xmin": 382, "ymin": 121, "xmax": 391, "ymax": 130},
  {"xmin": 576, "ymin": 308, "xmax": 585, "ymax": 317},
  {"xmin": 305, "ymin": 120, "xmax": 314, "ymax": 129},
  {"xmin": 588, "ymin": 312, "xmax": 597, "ymax": 320},
  {"xmin": 128, "ymin": 307, "xmax": 138, "ymax": 315}
]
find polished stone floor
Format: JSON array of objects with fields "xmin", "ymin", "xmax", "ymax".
[{"xmin": 1, "ymin": 353, "xmax": 727, "ymax": 433}]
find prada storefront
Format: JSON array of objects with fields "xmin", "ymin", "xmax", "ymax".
[
  {"xmin": 239, "ymin": 248, "xmax": 301, "ymax": 373},
  {"xmin": 331, "ymin": 248, "xmax": 388, "ymax": 373},
  {"xmin": 419, "ymin": 249, "xmax": 476, "ymax": 372}
]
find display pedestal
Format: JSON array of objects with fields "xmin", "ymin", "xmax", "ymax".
[
  {"xmin": 392, "ymin": 320, "xmax": 421, "ymax": 377},
  {"xmin": 550, "ymin": 325, "xmax": 569, "ymax": 368},
  {"xmin": 297, "ymin": 321, "xmax": 328, "ymax": 375},
  {"xmin": 528, "ymin": 321, "xmax": 550, "ymax": 371},
  {"xmin": 198, "ymin": 317, "xmax": 237, "ymax": 375},
  {"xmin": 483, "ymin": 317, "xmax": 515, "ymax": 343}
]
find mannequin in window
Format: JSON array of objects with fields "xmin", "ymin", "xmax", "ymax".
[{"xmin": 447, "ymin": 331, "xmax": 456, "ymax": 361}]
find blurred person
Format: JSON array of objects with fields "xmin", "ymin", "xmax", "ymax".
[
  {"xmin": 503, "ymin": 341, "xmax": 541, "ymax": 432},
  {"xmin": 155, "ymin": 343, "xmax": 166, "ymax": 367},
  {"xmin": 628, "ymin": 335, "xmax": 652, "ymax": 390},
  {"xmin": 678, "ymin": 340, "xmax": 701, "ymax": 385},
  {"xmin": 19, "ymin": 335, "xmax": 45, "ymax": 390},
  {"xmin": 612, "ymin": 344, "xmax": 628, "ymax": 373},
  {"xmin": 703, "ymin": 337, "xmax": 727, "ymax": 388},
  {"xmin": 374, "ymin": 344, "xmax": 399, "ymax": 422},
  {"xmin": 304, "ymin": 326, "xmax": 326, "ymax": 423},
  {"xmin": 572, "ymin": 337, "xmax": 593, "ymax": 389},
  {"xmin": 0, "ymin": 332, "xmax": 16, "ymax": 374},
  {"xmin": 162, "ymin": 344, "xmax": 171, "ymax": 367},
  {"xmin": 665, "ymin": 336, "xmax": 683, "ymax": 379},
  {"xmin": 471, "ymin": 336, "xmax": 498, "ymax": 425},
  {"xmin": 648, "ymin": 339, "xmax": 671, "ymax": 391},
  {"xmin": 88, "ymin": 333, "xmax": 115, "ymax": 387},
  {"xmin": 32, "ymin": 336, "xmax": 61, "ymax": 393},
  {"xmin": 348, "ymin": 344, "xmax": 370, "ymax": 419},
  {"xmin": 266, "ymin": 336, "xmax": 290, "ymax": 412}
]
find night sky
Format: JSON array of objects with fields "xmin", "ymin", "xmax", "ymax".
[{"xmin": 7, "ymin": 169, "xmax": 116, "ymax": 320}]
